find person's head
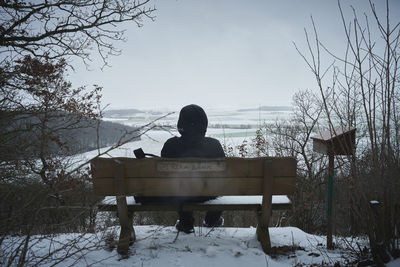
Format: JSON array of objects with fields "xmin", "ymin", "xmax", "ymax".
[{"xmin": 177, "ymin": 104, "xmax": 208, "ymax": 137}]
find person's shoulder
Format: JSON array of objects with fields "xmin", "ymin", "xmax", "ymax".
[
  {"xmin": 204, "ymin": 137, "xmax": 224, "ymax": 148},
  {"xmin": 204, "ymin": 137, "xmax": 225, "ymax": 157},
  {"xmin": 164, "ymin": 136, "xmax": 180, "ymax": 144},
  {"xmin": 204, "ymin": 136, "xmax": 222, "ymax": 144},
  {"xmin": 161, "ymin": 136, "xmax": 181, "ymax": 157}
]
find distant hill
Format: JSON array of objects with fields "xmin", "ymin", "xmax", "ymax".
[
  {"xmin": 73, "ymin": 119, "xmax": 141, "ymax": 154},
  {"xmin": 238, "ymin": 106, "xmax": 292, "ymax": 112},
  {"xmin": 104, "ymin": 108, "xmax": 164, "ymax": 118},
  {"xmin": 103, "ymin": 108, "xmax": 143, "ymax": 117},
  {"xmin": 0, "ymin": 110, "xmax": 140, "ymax": 159}
]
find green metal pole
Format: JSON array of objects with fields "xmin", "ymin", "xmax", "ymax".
[{"xmin": 327, "ymin": 153, "xmax": 334, "ymax": 249}]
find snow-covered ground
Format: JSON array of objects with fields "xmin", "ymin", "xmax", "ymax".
[{"xmin": 3, "ymin": 226, "xmax": 383, "ymax": 267}]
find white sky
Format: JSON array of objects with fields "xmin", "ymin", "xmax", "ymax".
[{"xmin": 69, "ymin": 0, "xmax": 400, "ymax": 111}]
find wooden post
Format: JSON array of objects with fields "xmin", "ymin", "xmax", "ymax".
[
  {"xmin": 327, "ymin": 153, "xmax": 334, "ymax": 249},
  {"xmin": 257, "ymin": 159, "xmax": 273, "ymax": 254},
  {"xmin": 370, "ymin": 201, "xmax": 391, "ymax": 264},
  {"xmin": 114, "ymin": 161, "xmax": 136, "ymax": 255},
  {"xmin": 116, "ymin": 196, "xmax": 135, "ymax": 255}
]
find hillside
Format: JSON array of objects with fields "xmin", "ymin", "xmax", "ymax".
[
  {"xmin": 238, "ymin": 106, "xmax": 292, "ymax": 112},
  {"xmin": 0, "ymin": 110, "xmax": 140, "ymax": 158}
]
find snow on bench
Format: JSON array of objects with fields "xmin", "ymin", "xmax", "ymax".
[{"xmin": 101, "ymin": 195, "xmax": 291, "ymax": 205}]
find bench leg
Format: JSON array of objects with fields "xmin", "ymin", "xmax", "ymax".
[
  {"xmin": 116, "ymin": 196, "xmax": 135, "ymax": 255},
  {"xmin": 257, "ymin": 159, "xmax": 273, "ymax": 254},
  {"xmin": 256, "ymin": 202, "xmax": 272, "ymax": 254}
]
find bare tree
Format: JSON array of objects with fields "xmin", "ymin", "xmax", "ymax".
[
  {"xmin": 0, "ymin": 56, "xmax": 102, "ymax": 265},
  {"xmin": 0, "ymin": 0, "xmax": 155, "ymax": 66},
  {"xmin": 296, "ymin": 0, "xmax": 400, "ymax": 264},
  {"xmin": 0, "ymin": 1, "xmax": 158, "ymax": 265},
  {"xmin": 261, "ymin": 90, "xmax": 327, "ymax": 232}
]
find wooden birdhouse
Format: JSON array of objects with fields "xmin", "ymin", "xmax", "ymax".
[
  {"xmin": 311, "ymin": 126, "xmax": 356, "ymax": 250},
  {"xmin": 311, "ymin": 126, "xmax": 356, "ymax": 156}
]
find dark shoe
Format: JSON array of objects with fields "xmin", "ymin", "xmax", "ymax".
[
  {"xmin": 175, "ymin": 219, "xmax": 194, "ymax": 234},
  {"xmin": 203, "ymin": 217, "xmax": 224, "ymax": 228}
]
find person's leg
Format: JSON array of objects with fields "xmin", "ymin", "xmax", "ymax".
[
  {"xmin": 183, "ymin": 196, "xmax": 224, "ymax": 228},
  {"xmin": 204, "ymin": 210, "xmax": 223, "ymax": 227},
  {"xmin": 135, "ymin": 197, "xmax": 195, "ymax": 233},
  {"xmin": 176, "ymin": 210, "xmax": 195, "ymax": 233},
  {"xmin": 172, "ymin": 197, "xmax": 195, "ymax": 233},
  {"xmin": 134, "ymin": 196, "xmax": 164, "ymax": 203}
]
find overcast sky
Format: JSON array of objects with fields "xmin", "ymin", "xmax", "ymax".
[{"xmin": 70, "ymin": 0, "xmax": 400, "ymax": 111}]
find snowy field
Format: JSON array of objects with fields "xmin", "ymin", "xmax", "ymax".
[
  {"xmin": 83, "ymin": 107, "xmax": 292, "ymax": 159},
  {"xmin": 103, "ymin": 107, "xmax": 292, "ymax": 130}
]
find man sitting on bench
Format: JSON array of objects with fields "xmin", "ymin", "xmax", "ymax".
[{"xmin": 134, "ymin": 104, "xmax": 225, "ymax": 233}]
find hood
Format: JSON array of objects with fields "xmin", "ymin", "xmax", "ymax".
[{"xmin": 177, "ymin": 104, "xmax": 208, "ymax": 137}]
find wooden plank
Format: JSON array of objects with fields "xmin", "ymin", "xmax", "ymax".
[
  {"xmin": 97, "ymin": 203, "xmax": 291, "ymax": 212},
  {"xmin": 91, "ymin": 157, "xmax": 296, "ymax": 179},
  {"xmin": 273, "ymin": 176, "xmax": 296, "ymax": 195},
  {"xmin": 94, "ymin": 177, "xmax": 263, "ymax": 196},
  {"xmin": 93, "ymin": 175, "xmax": 295, "ymax": 196},
  {"xmin": 157, "ymin": 160, "xmax": 227, "ymax": 172},
  {"xmin": 98, "ymin": 203, "xmax": 260, "ymax": 212},
  {"xmin": 114, "ymin": 160, "xmax": 126, "ymax": 195}
]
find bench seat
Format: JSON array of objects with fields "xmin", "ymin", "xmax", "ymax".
[{"xmin": 99, "ymin": 195, "xmax": 292, "ymax": 211}]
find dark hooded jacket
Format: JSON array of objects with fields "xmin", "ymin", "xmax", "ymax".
[
  {"xmin": 135, "ymin": 104, "xmax": 225, "ymax": 204},
  {"xmin": 161, "ymin": 104, "xmax": 225, "ymax": 158}
]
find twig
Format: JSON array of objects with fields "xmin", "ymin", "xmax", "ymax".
[
  {"xmin": 205, "ymin": 226, "xmax": 216, "ymax": 237},
  {"xmin": 172, "ymin": 231, "xmax": 180, "ymax": 243}
]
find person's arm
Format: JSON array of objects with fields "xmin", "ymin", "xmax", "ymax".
[
  {"xmin": 161, "ymin": 137, "xmax": 178, "ymax": 158},
  {"xmin": 215, "ymin": 140, "xmax": 226, "ymax": 158},
  {"xmin": 206, "ymin": 138, "xmax": 225, "ymax": 158}
]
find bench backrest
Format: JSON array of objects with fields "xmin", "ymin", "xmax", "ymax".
[{"xmin": 90, "ymin": 157, "xmax": 296, "ymax": 197}]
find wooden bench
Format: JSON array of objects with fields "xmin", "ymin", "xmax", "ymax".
[{"xmin": 90, "ymin": 157, "xmax": 296, "ymax": 255}]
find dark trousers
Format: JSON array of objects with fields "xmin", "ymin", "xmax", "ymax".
[
  {"xmin": 179, "ymin": 210, "xmax": 222, "ymax": 225},
  {"xmin": 134, "ymin": 196, "xmax": 222, "ymax": 225}
]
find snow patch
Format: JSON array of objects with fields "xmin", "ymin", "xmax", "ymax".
[{"xmin": 101, "ymin": 195, "xmax": 291, "ymax": 205}]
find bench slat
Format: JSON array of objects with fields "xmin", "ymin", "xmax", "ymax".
[
  {"xmin": 91, "ymin": 157, "xmax": 296, "ymax": 196},
  {"xmin": 97, "ymin": 203, "xmax": 291, "ymax": 212},
  {"xmin": 91, "ymin": 157, "xmax": 296, "ymax": 178},
  {"xmin": 101, "ymin": 195, "xmax": 291, "ymax": 205},
  {"xmin": 93, "ymin": 176, "xmax": 295, "ymax": 196}
]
